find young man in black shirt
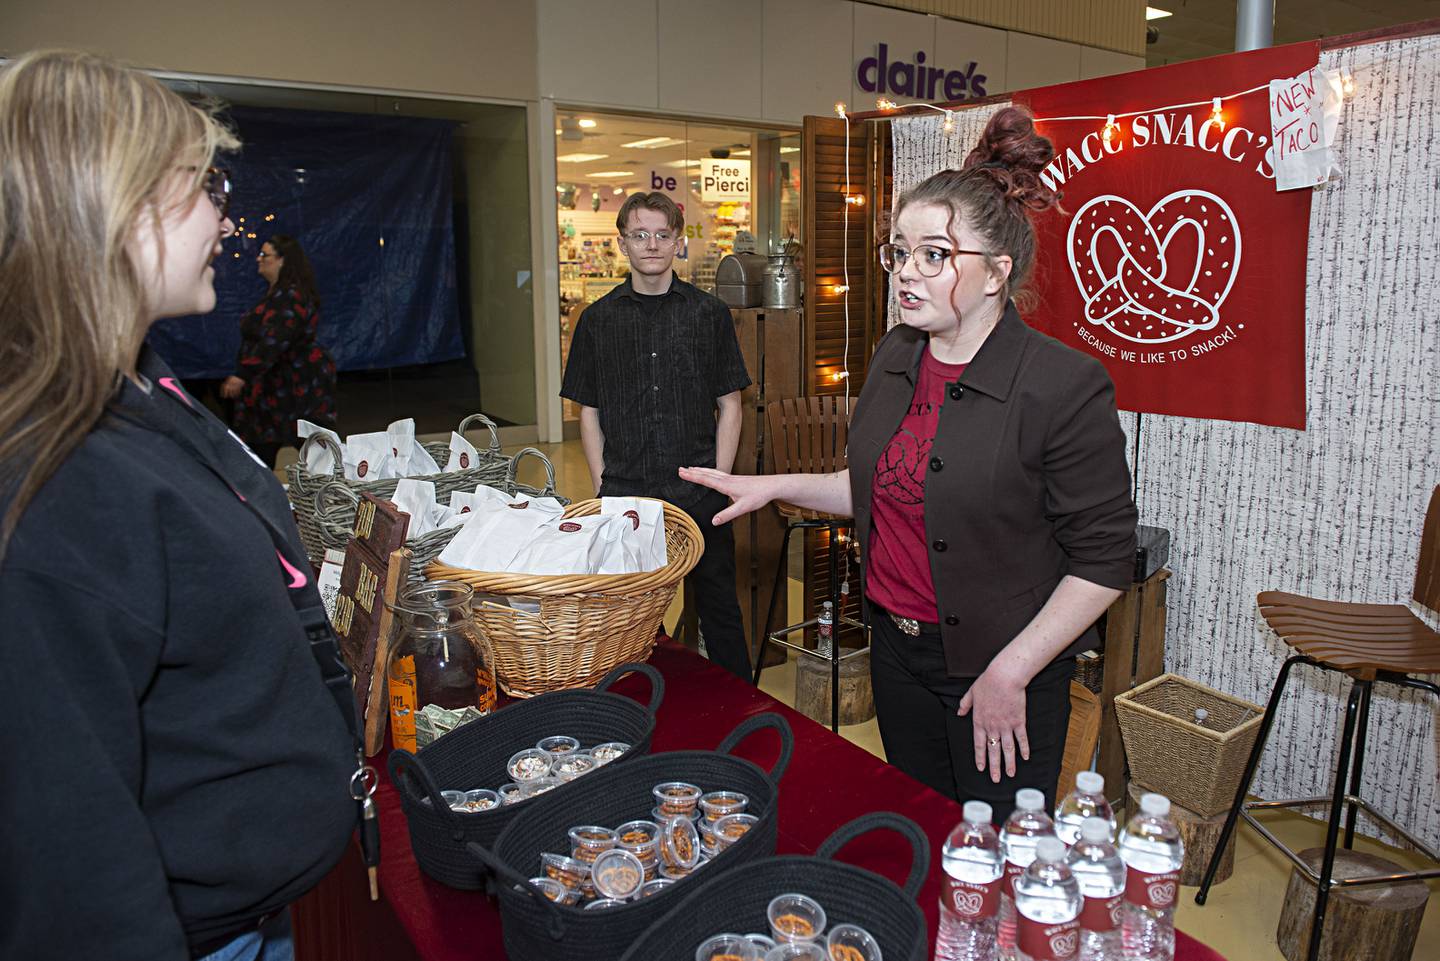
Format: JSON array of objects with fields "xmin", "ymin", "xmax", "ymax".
[{"xmin": 560, "ymin": 192, "xmax": 753, "ymax": 679}]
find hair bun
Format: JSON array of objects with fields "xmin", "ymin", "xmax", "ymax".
[{"xmin": 962, "ymin": 106, "xmax": 1061, "ymax": 213}]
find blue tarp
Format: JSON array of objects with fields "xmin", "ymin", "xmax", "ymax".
[{"xmin": 149, "ymin": 106, "xmax": 462, "ymax": 378}]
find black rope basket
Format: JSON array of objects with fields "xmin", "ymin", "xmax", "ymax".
[
  {"xmin": 618, "ymin": 812, "xmax": 931, "ymax": 961},
  {"xmin": 468, "ymin": 712, "xmax": 794, "ymax": 961},
  {"xmin": 387, "ymin": 662, "xmax": 662, "ymax": 889}
]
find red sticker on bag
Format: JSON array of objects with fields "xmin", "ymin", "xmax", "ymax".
[
  {"xmin": 1018, "ymin": 916, "xmax": 1079, "ymax": 960},
  {"xmin": 559, "ymin": 521, "xmax": 581, "ymax": 532},
  {"xmin": 624, "ymin": 509, "xmax": 640, "ymax": 530},
  {"xmin": 942, "ymin": 876, "xmax": 1001, "ymax": 921},
  {"xmin": 357, "ymin": 460, "xmax": 369, "ymax": 478},
  {"xmin": 1125, "ymin": 868, "xmax": 1179, "ymax": 910},
  {"xmin": 1080, "ymin": 893, "xmax": 1123, "ymax": 932},
  {"xmin": 460, "ymin": 452, "xmax": 470, "ymax": 468}
]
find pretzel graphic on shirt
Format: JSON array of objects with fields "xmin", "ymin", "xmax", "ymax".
[{"xmin": 1068, "ymin": 190, "xmax": 1242, "ymax": 345}]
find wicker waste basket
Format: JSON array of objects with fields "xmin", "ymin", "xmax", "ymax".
[
  {"xmin": 425, "ymin": 498, "xmax": 704, "ymax": 697},
  {"xmin": 1114, "ymin": 672, "xmax": 1265, "ymax": 817}
]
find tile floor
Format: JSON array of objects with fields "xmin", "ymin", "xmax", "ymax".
[{"xmin": 283, "ymin": 436, "xmax": 1439, "ymax": 960}]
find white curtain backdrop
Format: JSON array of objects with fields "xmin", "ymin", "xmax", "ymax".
[{"xmin": 890, "ymin": 34, "xmax": 1440, "ymax": 848}]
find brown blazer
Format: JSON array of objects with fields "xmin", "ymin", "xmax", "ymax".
[{"xmin": 848, "ymin": 302, "xmax": 1137, "ymax": 677}]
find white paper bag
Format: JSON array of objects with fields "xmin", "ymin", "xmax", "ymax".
[
  {"xmin": 343, "ymin": 434, "xmax": 393, "ymax": 481},
  {"xmin": 386, "ymin": 419, "xmax": 417, "ymax": 475},
  {"xmin": 601, "ymin": 497, "xmax": 668, "ymax": 573},
  {"xmin": 437, "ymin": 496, "xmax": 560, "ymax": 571},
  {"xmin": 445, "ymin": 431, "xmax": 481, "ymax": 472},
  {"xmin": 390, "ymin": 479, "xmax": 460, "ymax": 537},
  {"xmin": 509, "ymin": 514, "xmax": 629, "ymax": 575}
]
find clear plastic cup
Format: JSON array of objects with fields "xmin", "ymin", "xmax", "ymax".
[
  {"xmin": 584, "ymin": 898, "xmax": 626, "ymax": 910},
  {"xmin": 698, "ymin": 819, "xmax": 720, "ymax": 856},
  {"xmin": 651, "ymin": 805, "xmax": 701, "ymax": 823},
  {"xmin": 567, "ymin": 825, "xmax": 617, "ymax": 864},
  {"xmin": 767, "ymin": 893, "xmax": 826, "ymax": 943},
  {"xmin": 699, "ymin": 790, "xmax": 749, "ymax": 822},
  {"xmin": 458, "ymin": 788, "xmax": 499, "ymax": 813},
  {"xmin": 539, "ymin": 852, "xmax": 591, "ymax": 892},
  {"xmin": 497, "ymin": 783, "xmax": 524, "ymax": 805},
  {"xmin": 440, "ymin": 790, "xmax": 466, "ymax": 811},
  {"xmin": 507, "ymin": 748, "xmax": 553, "ymax": 783},
  {"xmin": 536, "ymin": 735, "xmax": 581, "ymax": 758},
  {"xmin": 745, "ymin": 933, "xmax": 777, "ymax": 953},
  {"xmin": 696, "ymin": 933, "xmax": 762, "ymax": 961},
  {"xmin": 825, "ymin": 923, "xmax": 882, "ymax": 961},
  {"xmin": 551, "ymin": 753, "xmax": 598, "ymax": 782},
  {"xmin": 636, "ymin": 878, "xmax": 675, "ymax": 899},
  {"xmin": 519, "ymin": 775, "xmax": 560, "ymax": 799},
  {"xmin": 589, "ymin": 741, "xmax": 630, "ymax": 766},
  {"xmin": 713, "ymin": 812, "xmax": 760, "ymax": 849},
  {"xmin": 764, "ymin": 943, "xmax": 825, "ymax": 961},
  {"xmin": 652, "ymin": 781, "xmax": 702, "ymax": 817},
  {"xmin": 658, "ymin": 815, "xmax": 700, "ymax": 871},
  {"xmin": 526, "ymin": 876, "xmax": 578, "ymax": 906},
  {"xmin": 591, "ymin": 848, "xmax": 645, "ymax": 901}
]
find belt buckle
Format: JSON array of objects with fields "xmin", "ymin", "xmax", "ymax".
[{"xmin": 890, "ymin": 614, "xmax": 921, "ymax": 637}]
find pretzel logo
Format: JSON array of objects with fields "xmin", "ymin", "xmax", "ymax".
[
  {"xmin": 1049, "ymin": 930, "xmax": 1078, "ymax": 958},
  {"xmin": 1068, "ymin": 190, "xmax": 1241, "ymax": 345},
  {"xmin": 1147, "ymin": 879, "xmax": 1177, "ymax": 907},
  {"xmin": 951, "ymin": 890, "xmax": 985, "ymax": 917},
  {"xmin": 459, "ymin": 452, "xmax": 470, "ymax": 468}
]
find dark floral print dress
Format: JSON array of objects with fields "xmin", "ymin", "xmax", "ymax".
[{"xmin": 232, "ymin": 285, "xmax": 337, "ymax": 446}]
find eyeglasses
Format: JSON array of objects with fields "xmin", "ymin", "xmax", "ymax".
[
  {"xmin": 622, "ymin": 230, "xmax": 678, "ymax": 245},
  {"xmin": 203, "ymin": 167, "xmax": 231, "ymax": 219},
  {"xmin": 256, "ymin": 251, "xmax": 275, "ymax": 260},
  {"xmin": 878, "ymin": 242, "xmax": 987, "ymax": 278}
]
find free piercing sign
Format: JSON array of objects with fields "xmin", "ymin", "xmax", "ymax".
[{"xmin": 1022, "ymin": 41, "xmax": 1320, "ymax": 429}]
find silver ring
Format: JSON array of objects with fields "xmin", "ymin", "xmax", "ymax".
[{"xmin": 987, "ymin": 737, "xmax": 1000, "ymax": 746}]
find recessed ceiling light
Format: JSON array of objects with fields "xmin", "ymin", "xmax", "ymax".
[
  {"xmin": 622, "ymin": 136, "xmax": 687, "ymax": 149},
  {"xmin": 1145, "ymin": 6, "xmax": 1172, "ymax": 20},
  {"xmin": 578, "ymin": 118, "xmax": 597, "ymax": 128},
  {"xmin": 612, "ymin": 186, "xmax": 624, "ymax": 195},
  {"xmin": 557, "ymin": 152, "xmax": 608, "ymax": 163},
  {"xmin": 779, "ymin": 147, "xmax": 799, "ymax": 154},
  {"xmin": 662, "ymin": 159, "xmax": 703, "ymax": 168},
  {"xmin": 585, "ymin": 171, "xmax": 633, "ymax": 178}
]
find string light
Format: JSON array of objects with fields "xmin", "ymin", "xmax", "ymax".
[
  {"xmin": 831, "ymin": 371, "xmax": 850, "ymax": 382},
  {"xmin": 1209, "ymin": 97, "xmax": 1224, "ymax": 128},
  {"xmin": 833, "ymin": 284, "xmax": 850, "ymax": 294},
  {"xmin": 1341, "ymin": 71, "xmax": 1356, "ymax": 98},
  {"xmin": 834, "ymin": 101, "xmax": 848, "ymax": 118},
  {"xmin": 876, "ymin": 98, "xmax": 898, "ymax": 111},
  {"xmin": 844, "ymin": 194, "xmax": 866, "ymax": 207},
  {"xmin": 1102, "ymin": 113, "xmax": 1119, "ymax": 145},
  {"xmin": 942, "ymin": 110, "xmax": 956, "ymax": 135}
]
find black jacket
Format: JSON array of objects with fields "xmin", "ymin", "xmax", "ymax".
[
  {"xmin": 0, "ymin": 349, "xmax": 355, "ymax": 959},
  {"xmin": 848, "ymin": 304, "xmax": 1138, "ymax": 676}
]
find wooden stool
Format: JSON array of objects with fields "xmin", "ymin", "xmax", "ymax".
[
  {"xmin": 1276, "ymin": 848, "xmax": 1429, "ymax": 961},
  {"xmin": 1127, "ymin": 784, "xmax": 1237, "ymax": 887},
  {"xmin": 795, "ymin": 646, "xmax": 875, "ymax": 726},
  {"xmin": 1195, "ymin": 486, "xmax": 1440, "ymax": 961}
]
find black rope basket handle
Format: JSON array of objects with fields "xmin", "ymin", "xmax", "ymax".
[
  {"xmin": 715, "ymin": 712, "xmax": 794, "ymax": 785},
  {"xmin": 816, "ymin": 811, "xmax": 931, "ymax": 898},
  {"xmin": 467, "ymin": 841, "xmax": 569, "ymax": 941},
  {"xmin": 387, "ymin": 748, "xmax": 465, "ymax": 837},
  {"xmin": 593, "ymin": 662, "xmax": 665, "ymax": 715}
]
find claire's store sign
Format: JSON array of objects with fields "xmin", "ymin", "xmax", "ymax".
[{"xmin": 857, "ymin": 44, "xmax": 988, "ymax": 101}]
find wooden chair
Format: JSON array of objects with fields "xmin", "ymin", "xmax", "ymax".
[
  {"xmin": 1195, "ymin": 486, "xmax": 1440, "ymax": 961},
  {"xmin": 1057, "ymin": 681, "xmax": 1103, "ymax": 802},
  {"xmin": 753, "ymin": 396, "xmax": 868, "ymax": 732}
]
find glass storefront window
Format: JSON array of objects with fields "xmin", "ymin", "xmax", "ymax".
[{"xmin": 556, "ymin": 111, "xmax": 799, "ymax": 425}]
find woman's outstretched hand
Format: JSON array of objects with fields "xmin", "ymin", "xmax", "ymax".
[
  {"xmin": 678, "ymin": 467, "xmax": 777, "ymax": 526},
  {"xmin": 219, "ymin": 375, "xmax": 244, "ymax": 399}
]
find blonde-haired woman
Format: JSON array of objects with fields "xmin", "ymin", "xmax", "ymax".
[{"xmin": 0, "ymin": 51, "xmax": 356, "ymax": 961}]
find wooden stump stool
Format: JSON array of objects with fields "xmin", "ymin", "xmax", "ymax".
[
  {"xmin": 1276, "ymin": 848, "xmax": 1429, "ymax": 961},
  {"xmin": 1127, "ymin": 784, "xmax": 1237, "ymax": 886},
  {"xmin": 795, "ymin": 648, "xmax": 875, "ymax": 726}
]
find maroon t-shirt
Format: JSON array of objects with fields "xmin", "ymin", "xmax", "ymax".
[{"xmin": 866, "ymin": 348, "xmax": 967, "ymax": 621}]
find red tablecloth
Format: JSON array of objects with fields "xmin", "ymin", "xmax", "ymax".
[{"xmin": 293, "ymin": 642, "xmax": 1225, "ymax": 961}]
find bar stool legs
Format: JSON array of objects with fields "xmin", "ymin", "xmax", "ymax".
[{"xmin": 1307, "ymin": 681, "xmax": 1365, "ymax": 961}]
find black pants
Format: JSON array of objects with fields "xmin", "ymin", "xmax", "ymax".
[
  {"xmin": 869, "ymin": 608, "xmax": 1073, "ymax": 825},
  {"xmin": 677, "ymin": 490, "xmax": 750, "ymax": 681}
]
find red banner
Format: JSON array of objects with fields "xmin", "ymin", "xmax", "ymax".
[{"xmin": 1020, "ymin": 42, "xmax": 1320, "ymax": 429}]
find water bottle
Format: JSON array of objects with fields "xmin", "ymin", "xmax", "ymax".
[
  {"xmin": 817, "ymin": 601, "xmax": 834, "ymax": 657},
  {"xmin": 998, "ymin": 788, "xmax": 1056, "ymax": 960},
  {"xmin": 1066, "ymin": 817, "xmax": 1125, "ymax": 961},
  {"xmin": 1014, "ymin": 837, "xmax": 1081, "ymax": 961},
  {"xmin": 1054, "ymin": 772, "xmax": 1116, "ymax": 845},
  {"xmin": 935, "ymin": 800, "xmax": 1003, "ymax": 961},
  {"xmin": 1118, "ymin": 794, "xmax": 1184, "ymax": 961}
]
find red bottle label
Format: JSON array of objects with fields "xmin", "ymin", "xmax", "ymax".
[
  {"xmin": 942, "ymin": 875, "xmax": 1001, "ymax": 920},
  {"xmin": 1079, "ymin": 893, "xmax": 1123, "ymax": 932},
  {"xmin": 1018, "ymin": 916, "xmax": 1080, "ymax": 960},
  {"xmin": 1125, "ymin": 868, "xmax": 1180, "ymax": 910},
  {"xmin": 1005, "ymin": 860, "xmax": 1026, "ymax": 897}
]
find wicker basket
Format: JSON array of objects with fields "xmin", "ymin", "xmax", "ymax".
[
  {"xmin": 425, "ymin": 498, "xmax": 704, "ymax": 698},
  {"xmin": 468, "ymin": 713, "xmax": 793, "ymax": 961},
  {"xmin": 618, "ymin": 813, "xmax": 930, "ymax": 961},
  {"xmin": 386, "ymin": 662, "xmax": 662, "ymax": 889},
  {"xmin": 286, "ymin": 413, "xmax": 507, "ymax": 565},
  {"xmin": 315, "ymin": 447, "xmax": 567, "ymax": 583},
  {"xmin": 1114, "ymin": 672, "xmax": 1265, "ymax": 816}
]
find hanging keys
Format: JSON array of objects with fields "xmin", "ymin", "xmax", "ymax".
[{"xmin": 351, "ymin": 764, "xmax": 381, "ymax": 901}]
